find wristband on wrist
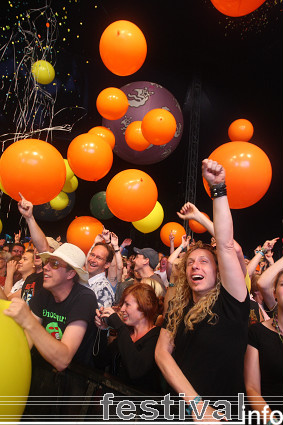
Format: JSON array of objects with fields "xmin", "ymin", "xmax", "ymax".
[
  {"xmin": 256, "ymin": 248, "xmax": 267, "ymax": 256},
  {"xmin": 210, "ymin": 182, "xmax": 227, "ymax": 199},
  {"xmin": 185, "ymin": 395, "xmax": 202, "ymax": 416},
  {"xmin": 114, "ymin": 249, "xmax": 120, "ymax": 252}
]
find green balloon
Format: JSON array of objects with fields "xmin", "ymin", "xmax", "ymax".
[{"xmin": 90, "ymin": 191, "xmax": 113, "ymax": 220}]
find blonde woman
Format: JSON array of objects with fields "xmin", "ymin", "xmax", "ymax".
[{"xmin": 155, "ymin": 159, "xmax": 250, "ymax": 421}]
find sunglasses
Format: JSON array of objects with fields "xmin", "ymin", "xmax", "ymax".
[{"xmin": 43, "ymin": 258, "xmax": 69, "ymax": 270}]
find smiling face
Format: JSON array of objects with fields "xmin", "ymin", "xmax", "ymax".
[
  {"xmin": 87, "ymin": 245, "xmax": 110, "ymax": 277},
  {"xmin": 186, "ymin": 248, "xmax": 217, "ymax": 302},
  {"xmin": 120, "ymin": 293, "xmax": 144, "ymax": 327}
]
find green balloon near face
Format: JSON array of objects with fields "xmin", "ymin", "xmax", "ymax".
[{"xmin": 90, "ymin": 191, "xmax": 113, "ymax": 220}]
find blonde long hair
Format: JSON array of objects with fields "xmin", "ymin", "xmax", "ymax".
[{"xmin": 166, "ymin": 241, "xmax": 221, "ymax": 340}]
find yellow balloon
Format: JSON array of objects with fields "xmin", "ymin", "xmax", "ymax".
[
  {"xmin": 132, "ymin": 201, "xmax": 164, "ymax": 233},
  {"xmin": 64, "ymin": 159, "xmax": 74, "ymax": 182},
  {"xmin": 0, "ymin": 219, "xmax": 2, "ymax": 234},
  {"xmin": 62, "ymin": 175, "xmax": 78, "ymax": 193},
  {"xmin": 50, "ymin": 191, "xmax": 69, "ymax": 210},
  {"xmin": 0, "ymin": 300, "xmax": 31, "ymax": 421},
  {"xmin": 31, "ymin": 60, "xmax": 55, "ymax": 85},
  {"xmin": 0, "ymin": 177, "xmax": 8, "ymax": 195}
]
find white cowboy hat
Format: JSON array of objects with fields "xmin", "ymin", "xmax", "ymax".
[{"xmin": 39, "ymin": 243, "xmax": 89, "ymax": 285}]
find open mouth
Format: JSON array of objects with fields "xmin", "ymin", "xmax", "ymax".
[{"xmin": 191, "ymin": 275, "xmax": 204, "ymax": 282}]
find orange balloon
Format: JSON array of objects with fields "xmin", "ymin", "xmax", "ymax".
[
  {"xmin": 203, "ymin": 141, "xmax": 272, "ymax": 209},
  {"xmin": 106, "ymin": 169, "xmax": 158, "ymax": 222},
  {"xmin": 125, "ymin": 121, "xmax": 151, "ymax": 151},
  {"xmin": 210, "ymin": 0, "xmax": 266, "ymax": 17},
  {"xmin": 228, "ymin": 119, "xmax": 254, "ymax": 142},
  {"xmin": 88, "ymin": 126, "xmax": 115, "ymax": 150},
  {"xmin": 141, "ymin": 108, "xmax": 177, "ymax": 145},
  {"xmin": 67, "ymin": 133, "xmax": 113, "ymax": 181},
  {"xmin": 66, "ymin": 216, "xmax": 103, "ymax": 255},
  {"xmin": 96, "ymin": 87, "xmax": 128, "ymax": 120},
  {"xmin": 99, "ymin": 20, "xmax": 147, "ymax": 76},
  {"xmin": 189, "ymin": 213, "xmax": 210, "ymax": 234},
  {"xmin": 160, "ymin": 222, "xmax": 186, "ymax": 248},
  {"xmin": 0, "ymin": 139, "xmax": 66, "ymax": 205}
]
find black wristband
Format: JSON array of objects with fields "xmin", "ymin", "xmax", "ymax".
[{"xmin": 210, "ymin": 182, "xmax": 227, "ymax": 199}]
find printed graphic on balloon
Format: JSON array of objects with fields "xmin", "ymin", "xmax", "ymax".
[{"xmin": 102, "ymin": 81, "xmax": 183, "ymax": 165}]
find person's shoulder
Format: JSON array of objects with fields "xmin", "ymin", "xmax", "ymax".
[{"xmin": 74, "ymin": 283, "xmax": 97, "ymax": 298}]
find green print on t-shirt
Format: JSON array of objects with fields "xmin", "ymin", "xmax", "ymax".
[
  {"xmin": 42, "ymin": 309, "xmax": 66, "ymax": 324},
  {"xmin": 46, "ymin": 322, "xmax": 63, "ymax": 340}
]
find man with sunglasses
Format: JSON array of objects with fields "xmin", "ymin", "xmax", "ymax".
[{"xmin": 4, "ymin": 243, "xmax": 98, "ymax": 372}]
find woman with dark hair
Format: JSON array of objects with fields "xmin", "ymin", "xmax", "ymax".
[
  {"xmin": 244, "ymin": 269, "xmax": 283, "ymax": 420},
  {"xmin": 155, "ymin": 159, "xmax": 250, "ymax": 421},
  {"xmin": 95, "ymin": 283, "xmax": 163, "ymax": 393}
]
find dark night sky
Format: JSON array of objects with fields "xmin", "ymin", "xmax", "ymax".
[{"xmin": 0, "ymin": 0, "xmax": 282, "ymax": 259}]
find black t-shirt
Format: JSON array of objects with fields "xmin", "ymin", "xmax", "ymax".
[
  {"xmin": 21, "ymin": 271, "xmax": 43, "ymax": 304},
  {"xmin": 102, "ymin": 313, "xmax": 163, "ymax": 394},
  {"xmin": 167, "ymin": 285, "xmax": 250, "ymax": 399},
  {"xmin": 248, "ymin": 322, "xmax": 283, "ymax": 412},
  {"xmin": 29, "ymin": 283, "xmax": 98, "ymax": 368}
]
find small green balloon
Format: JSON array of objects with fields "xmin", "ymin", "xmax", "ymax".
[{"xmin": 90, "ymin": 191, "xmax": 113, "ymax": 220}]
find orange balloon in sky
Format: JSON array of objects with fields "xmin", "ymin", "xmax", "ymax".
[
  {"xmin": 189, "ymin": 213, "xmax": 210, "ymax": 233},
  {"xmin": 0, "ymin": 139, "xmax": 66, "ymax": 205},
  {"xmin": 67, "ymin": 133, "xmax": 113, "ymax": 181},
  {"xmin": 99, "ymin": 20, "xmax": 147, "ymax": 76},
  {"xmin": 203, "ymin": 141, "xmax": 272, "ymax": 209},
  {"xmin": 125, "ymin": 121, "xmax": 151, "ymax": 151},
  {"xmin": 210, "ymin": 0, "xmax": 266, "ymax": 17},
  {"xmin": 160, "ymin": 222, "xmax": 186, "ymax": 247},
  {"xmin": 106, "ymin": 169, "xmax": 158, "ymax": 222},
  {"xmin": 141, "ymin": 108, "xmax": 177, "ymax": 145},
  {"xmin": 228, "ymin": 119, "xmax": 254, "ymax": 142},
  {"xmin": 88, "ymin": 126, "xmax": 115, "ymax": 150},
  {"xmin": 96, "ymin": 87, "xmax": 129, "ymax": 120},
  {"xmin": 66, "ymin": 216, "xmax": 103, "ymax": 255}
]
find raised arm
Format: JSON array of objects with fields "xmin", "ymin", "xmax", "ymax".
[
  {"xmin": 247, "ymin": 238, "xmax": 279, "ymax": 278},
  {"xmin": 202, "ymin": 159, "xmax": 246, "ymax": 301},
  {"xmin": 257, "ymin": 255, "xmax": 283, "ymax": 310},
  {"xmin": 178, "ymin": 201, "xmax": 247, "ymax": 278},
  {"xmin": 18, "ymin": 193, "xmax": 49, "ymax": 253},
  {"xmin": 108, "ymin": 232, "xmax": 123, "ymax": 284}
]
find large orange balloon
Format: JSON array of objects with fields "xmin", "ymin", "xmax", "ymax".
[
  {"xmin": 99, "ymin": 20, "xmax": 147, "ymax": 76},
  {"xmin": 160, "ymin": 222, "xmax": 186, "ymax": 247},
  {"xmin": 203, "ymin": 141, "xmax": 272, "ymax": 209},
  {"xmin": 228, "ymin": 119, "xmax": 254, "ymax": 142},
  {"xmin": 0, "ymin": 139, "xmax": 66, "ymax": 205},
  {"xmin": 88, "ymin": 126, "xmax": 115, "ymax": 150},
  {"xmin": 141, "ymin": 108, "xmax": 177, "ymax": 145},
  {"xmin": 96, "ymin": 87, "xmax": 128, "ymax": 120},
  {"xmin": 106, "ymin": 169, "xmax": 158, "ymax": 222},
  {"xmin": 66, "ymin": 216, "xmax": 103, "ymax": 254},
  {"xmin": 125, "ymin": 121, "xmax": 151, "ymax": 151},
  {"xmin": 67, "ymin": 133, "xmax": 113, "ymax": 181},
  {"xmin": 189, "ymin": 213, "xmax": 210, "ymax": 234},
  {"xmin": 210, "ymin": 0, "xmax": 266, "ymax": 17}
]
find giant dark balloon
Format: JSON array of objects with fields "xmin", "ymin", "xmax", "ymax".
[
  {"xmin": 89, "ymin": 191, "xmax": 113, "ymax": 220},
  {"xmin": 33, "ymin": 192, "xmax": 76, "ymax": 222},
  {"xmin": 102, "ymin": 81, "xmax": 183, "ymax": 165}
]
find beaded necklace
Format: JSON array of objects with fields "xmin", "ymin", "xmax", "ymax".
[{"xmin": 272, "ymin": 312, "xmax": 283, "ymax": 343}]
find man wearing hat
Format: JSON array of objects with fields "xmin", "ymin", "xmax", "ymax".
[
  {"xmin": 4, "ymin": 242, "xmax": 98, "ymax": 371},
  {"xmin": 133, "ymin": 247, "xmax": 166, "ymax": 294}
]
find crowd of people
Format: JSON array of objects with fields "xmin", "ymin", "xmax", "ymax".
[{"xmin": 0, "ymin": 159, "xmax": 282, "ymax": 423}]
